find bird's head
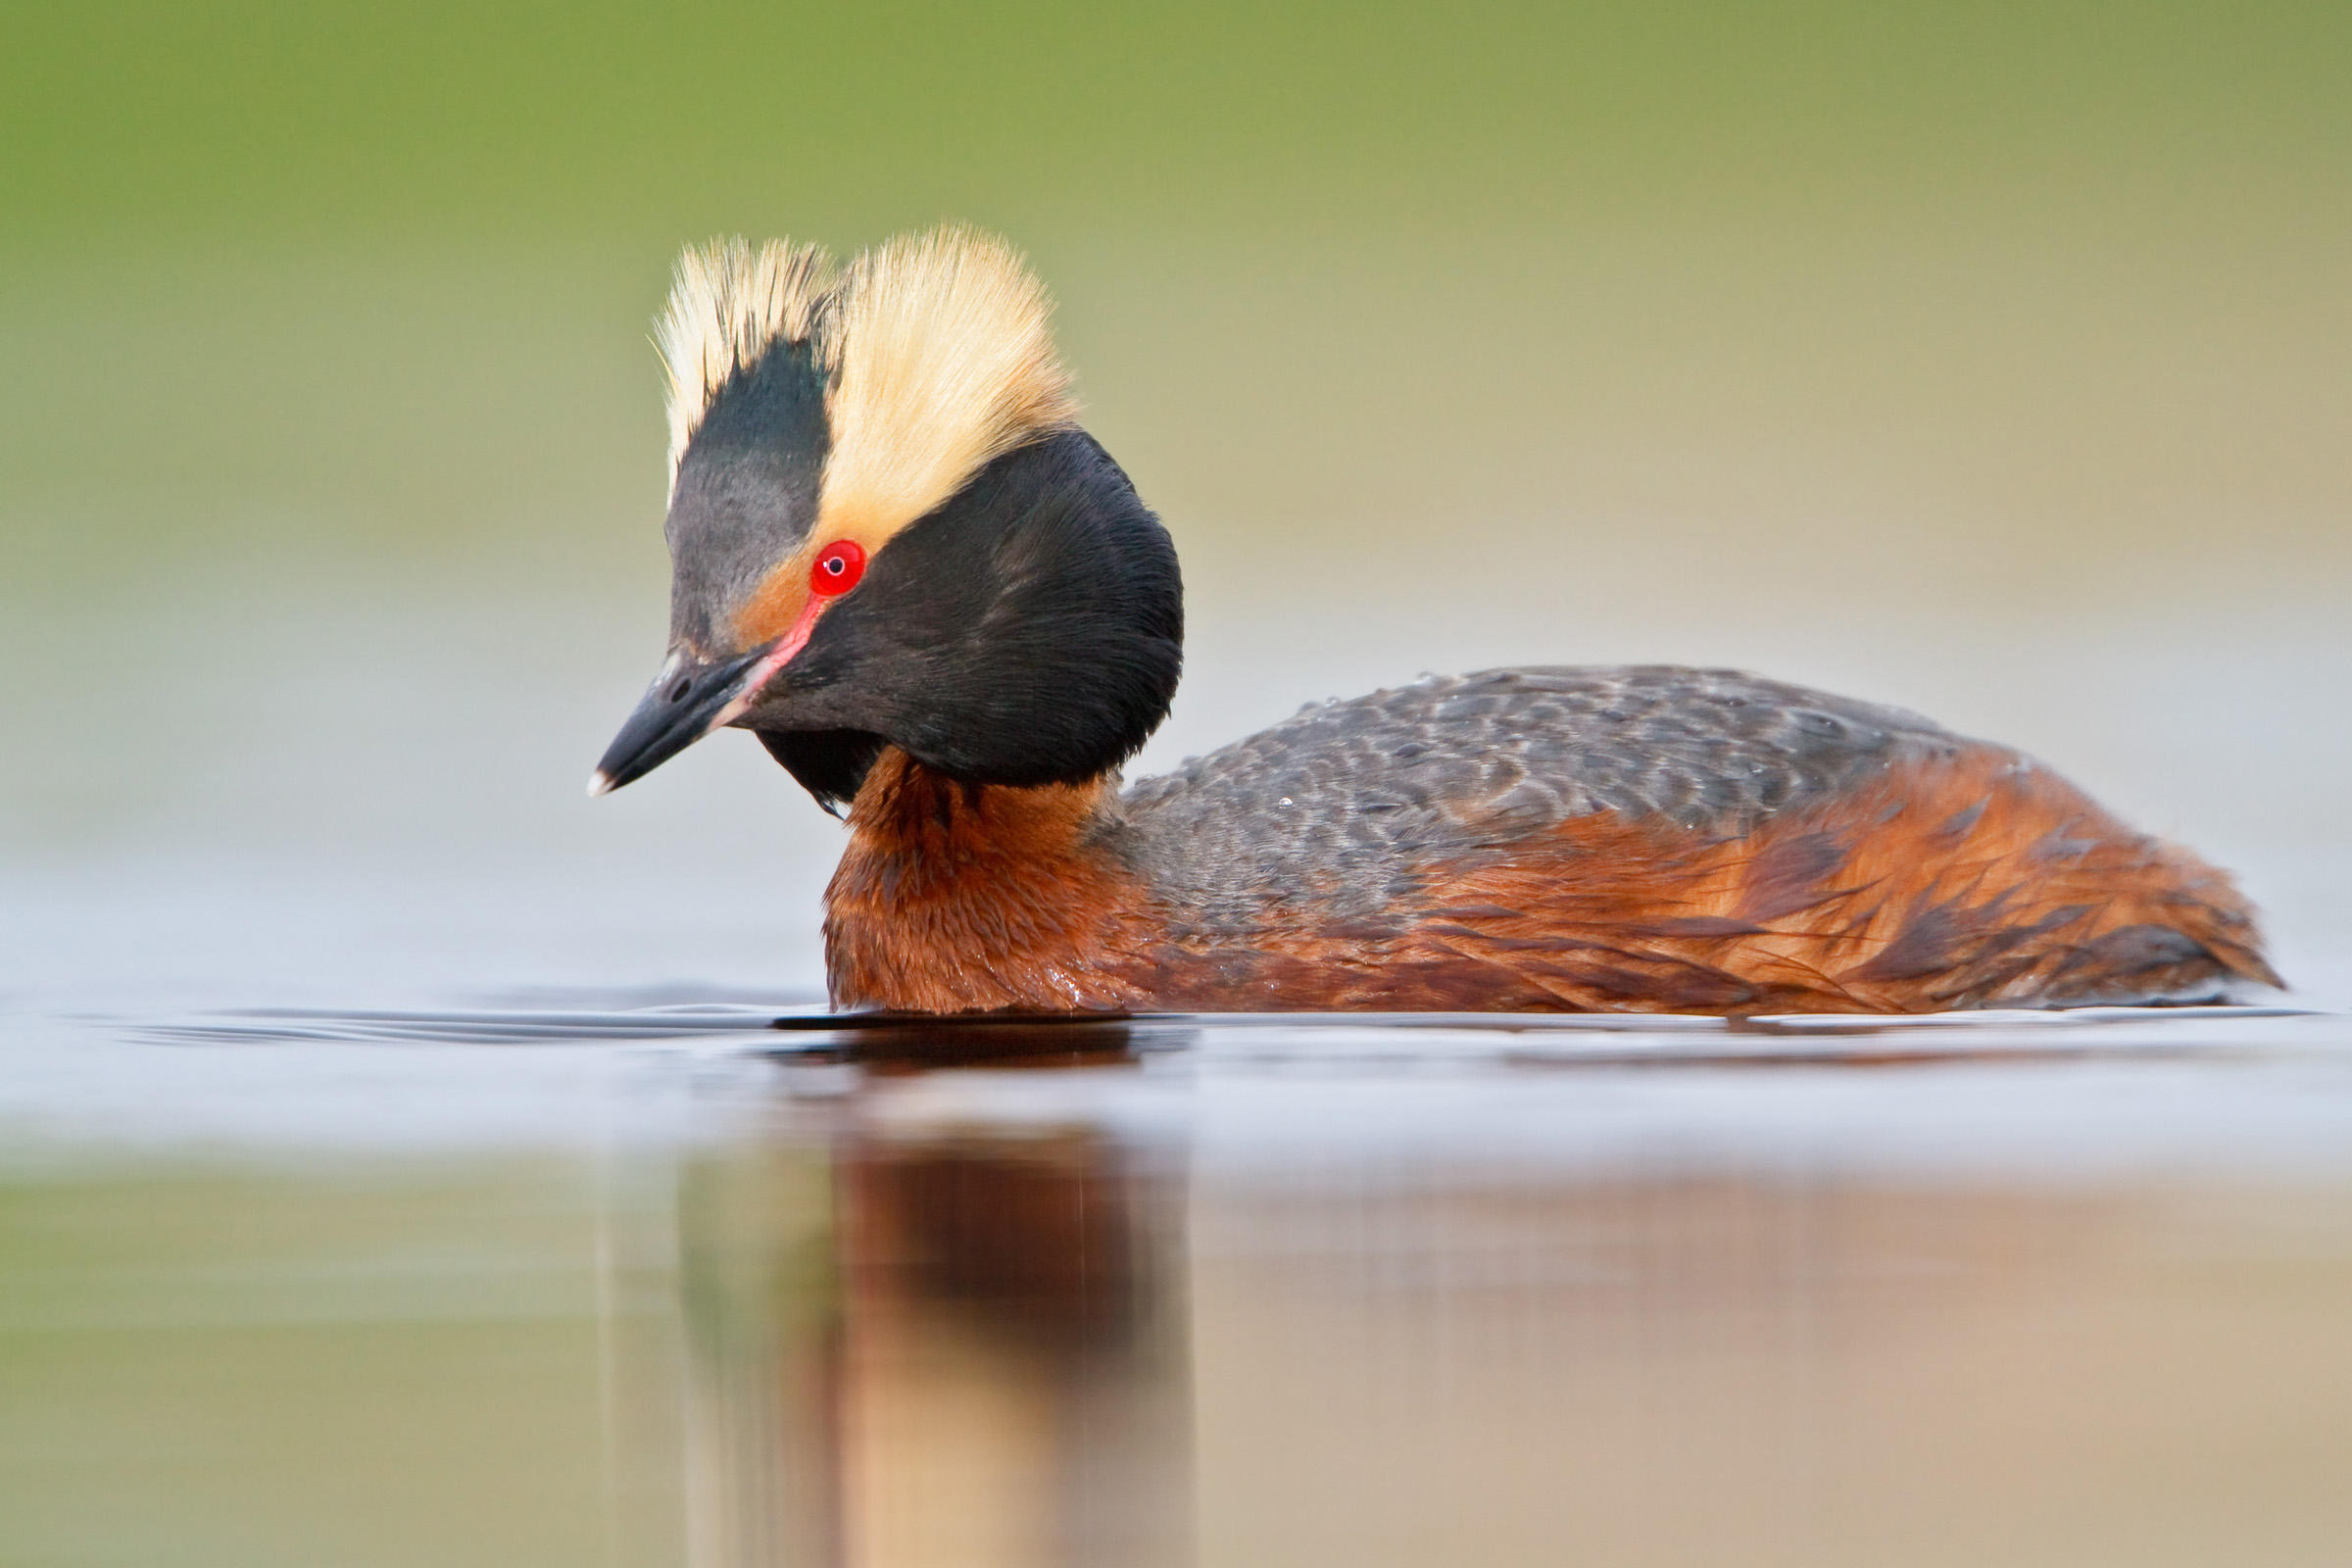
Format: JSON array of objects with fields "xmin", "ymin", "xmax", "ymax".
[{"xmin": 590, "ymin": 227, "xmax": 1183, "ymax": 812}]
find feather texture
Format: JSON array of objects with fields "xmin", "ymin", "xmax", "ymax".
[
  {"xmin": 656, "ymin": 237, "xmax": 832, "ymax": 480},
  {"xmin": 655, "ymin": 225, "xmax": 1075, "ymax": 542},
  {"xmin": 816, "ymin": 226, "xmax": 1078, "ymax": 556}
]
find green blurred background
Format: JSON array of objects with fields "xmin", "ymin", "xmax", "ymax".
[{"xmin": 3, "ymin": 0, "xmax": 2347, "ymax": 997}]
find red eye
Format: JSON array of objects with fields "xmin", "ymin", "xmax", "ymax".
[{"xmin": 809, "ymin": 538, "xmax": 866, "ymax": 597}]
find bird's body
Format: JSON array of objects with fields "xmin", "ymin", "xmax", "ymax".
[
  {"xmin": 824, "ymin": 667, "xmax": 2270, "ymax": 1012},
  {"xmin": 594, "ymin": 227, "xmax": 2278, "ymax": 1014}
]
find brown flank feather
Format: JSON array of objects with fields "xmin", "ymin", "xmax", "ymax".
[{"xmin": 1404, "ymin": 745, "xmax": 2270, "ymax": 1011}]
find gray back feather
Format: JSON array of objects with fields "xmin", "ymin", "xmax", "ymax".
[{"xmin": 1119, "ymin": 666, "xmax": 1962, "ymax": 933}]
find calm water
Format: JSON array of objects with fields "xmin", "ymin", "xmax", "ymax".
[{"xmin": 6, "ymin": 996, "xmax": 2352, "ymax": 1568}]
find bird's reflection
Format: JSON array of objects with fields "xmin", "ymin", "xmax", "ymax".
[
  {"xmin": 661, "ymin": 1043, "xmax": 2325, "ymax": 1568},
  {"xmin": 676, "ymin": 1053, "xmax": 1188, "ymax": 1568}
]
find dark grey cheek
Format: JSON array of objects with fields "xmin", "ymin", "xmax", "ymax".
[
  {"xmin": 739, "ymin": 673, "xmax": 838, "ymax": 730},
  {"xmin": 664, "ymin": 516, "xmax": 789, "ymax": 650},
  {"xmin": 662, "ymin": 453, "xmax": 824, "ymax": 653},
  {"xmin": 665, "ymin": 570, "xmax": 721, "ymax": 654},
  {"xmin": 661, "ymin": 333, "xmax": 833, "ymax": 653},
  {"xmin": 739, "ymin": 643, "xmax": 890, "ymax": 731}
]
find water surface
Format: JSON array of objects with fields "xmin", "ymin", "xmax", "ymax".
[{"xmin": 6, "ymin": 1001, "xmax": 2351, "ymax": 1568}]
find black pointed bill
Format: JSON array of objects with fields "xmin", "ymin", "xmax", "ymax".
[{"xmin": 589, "ymin": 645, "xmax": 776, "ymax": 797}]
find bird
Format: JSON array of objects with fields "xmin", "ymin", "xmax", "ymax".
[{"xmin": 591, "ymin": 226, "xmax": 2278, "ymax": 1015}]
